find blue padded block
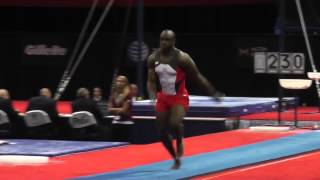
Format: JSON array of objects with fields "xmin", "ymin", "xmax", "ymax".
[
  {"xmin": 132, "ymin": 96, "xmax": 297, "ymax": 117},
  {"xmin": 0, "ymin": 139, "xmax": 128, "ymax": 156}
]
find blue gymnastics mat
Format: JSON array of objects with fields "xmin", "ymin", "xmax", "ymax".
[
  {"xmin": 0, "ymin": 139, "xmax": 129, "ymax": 157},
  {"xmin": 132, "ymin": 95, "xmax": 297, "ymax": 117},
  {"xmin": 75, "ymin": 131, "xmax": 320, "ymax": 180}
]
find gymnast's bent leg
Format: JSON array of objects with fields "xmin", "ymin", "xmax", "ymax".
[
  {"xmin": 156, "ymin": 111, "xmax": 177, "ymax": 165},
  {"xmin": 170, "ymin": 105, "xmax": 186, "ymax": 169}
]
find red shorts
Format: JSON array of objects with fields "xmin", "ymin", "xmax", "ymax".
[{"xmin": 155, "ymin": 92, "xmax": 189, "ymax": 112}]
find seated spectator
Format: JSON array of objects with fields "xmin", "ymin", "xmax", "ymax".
[
  {"xmin": 92, "ymin": 86, "xmax": 109, "ymax": 117},
  {"xmin": 0, "ymin": 89, "xmax": 10, "ymax": 99},
  {"xmin": 130, "ymin": 83, "xmax": 144, "ymax": 101},
  {"xmin": 26, "ymin": 88, "xmax": 59, "ymax": 138},
  {"xmin": 72, "ymin": 87, "xmax": 111, "ymax": 140},
  {"xmin": 108, "ymin": 75, "xmax": 133, "ymax": 142},
  {"xmin": 92, "ymin": 86, "xmax": 105, "ymax": 102},
  {"xmin": 0, "ymin": 89, "xmax": 24, "ymax": 137},
  {"xmin": 27, "ymin": 88, "xmax": 59, "ymax": 122}
]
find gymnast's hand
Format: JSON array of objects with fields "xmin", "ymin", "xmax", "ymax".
[
  {"xmin": 213, "ymin": 91, "xmax": 225, "ymax": 102},
  {"xmin": 149, "ymin": 98, "xmax": 156, "ymax": 105}
]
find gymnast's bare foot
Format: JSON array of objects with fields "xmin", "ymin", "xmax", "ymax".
[{"xmin": 171, "ymin": 158, "xmax": 181, "ymax": 170}]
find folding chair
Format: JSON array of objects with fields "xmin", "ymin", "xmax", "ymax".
[
  {"xmin": 24, "ymin": 110, "xmax": 54, "ymax": 138},
  {"xmin": 68, "ymin": 111, "xmax": 99, "ymax": 140}
]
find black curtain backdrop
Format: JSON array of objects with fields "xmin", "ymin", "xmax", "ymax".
[
  {"xmin": 0, "ymin": 2, "xmax": 319, "ymax": 105},
  {"xmin": 1, "ymin": 32, "xmax": 319, "ymax": 105}
]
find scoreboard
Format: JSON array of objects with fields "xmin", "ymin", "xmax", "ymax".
[{"xmin": 254, "ymin": 52, "xmax": 305, "ymax": 74}]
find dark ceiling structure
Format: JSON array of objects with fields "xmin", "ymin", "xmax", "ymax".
[{"xmin": 1, "ymin": 0, "xmax": 273, "ymax": 7}]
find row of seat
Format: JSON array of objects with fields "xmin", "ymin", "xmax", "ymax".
[
  {"xmin": 0, "ymin": 110, "xmax": 103, "ymax": 140},
  {"xmin": 0, "ymin": 110, "xmax": 98, "ymax": 129}
]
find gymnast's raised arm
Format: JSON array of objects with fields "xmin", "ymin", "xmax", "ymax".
[{"xmin": 179, "ymin": 52, "xmax": 224, "ymax": 99}]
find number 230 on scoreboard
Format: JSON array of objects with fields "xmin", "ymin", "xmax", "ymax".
[{"xmin": 254, "ymin": 52, "xmax": 305, "ymax": 74}]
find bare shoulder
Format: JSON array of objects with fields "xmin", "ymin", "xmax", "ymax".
[
  {"xmin": 178, "ymin": 50, "xmax": 194, "ymax": 65},
  {"xmin": 147, "ymin": 52, "xmax": 157, "ymax": 67},
  {"xmin": 147, "ymin": 51, "xmax": 156, "ymax": 61}
]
